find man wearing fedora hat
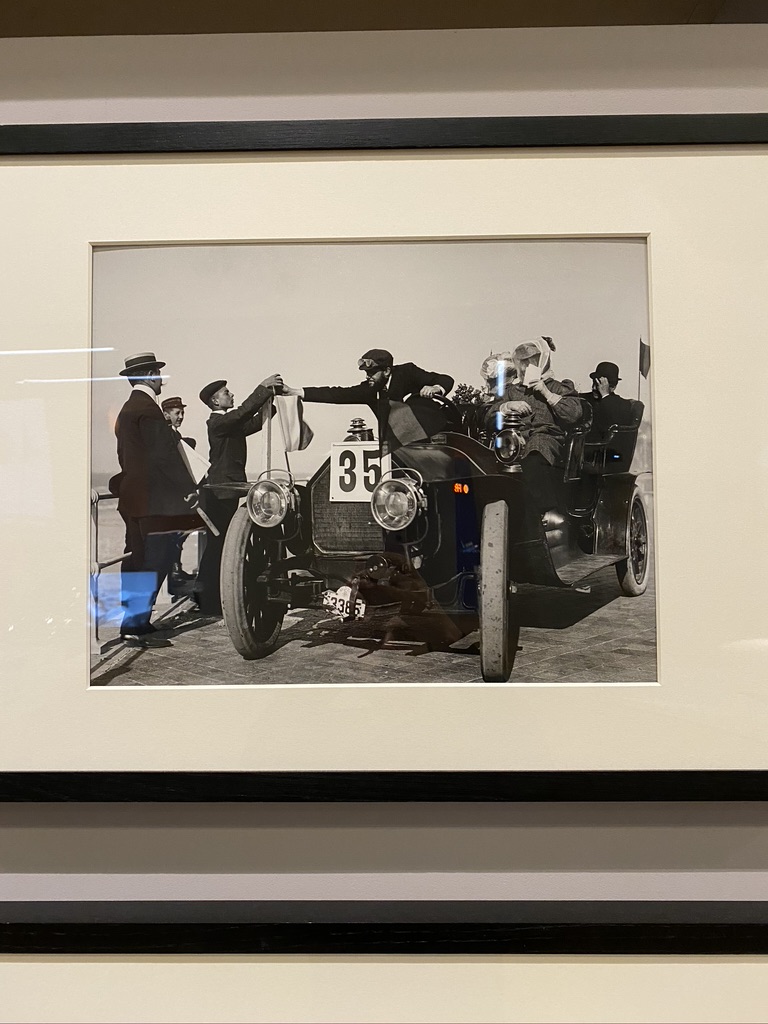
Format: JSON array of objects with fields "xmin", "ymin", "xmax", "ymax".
[
  {"xmin": 195, "ymin": 373, "xmax": 284, "ymax": 615},
  {"xmin": 110, "ymin": 352, "xmax": 199, "ymax": 639},
  {"xmin": 582, "ymin": 360, "xmax": 634, "ymax": 439}
]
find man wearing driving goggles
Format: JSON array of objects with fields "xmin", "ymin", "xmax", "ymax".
[
  {"xmin": 284, "ymin": 347, "xmax": 453, "ymax": 407},
  {"xmin": 282, "ymin": 348, "xmax": 454, "ymax": 450}
]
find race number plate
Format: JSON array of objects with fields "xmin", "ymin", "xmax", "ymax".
[
  {"xmin": 322, "ymin": 585, "xmax": 366, "ymax": 620},
  {"xmin": 329, "ymin": 442, "xmax": 391, "ymax": 502}
]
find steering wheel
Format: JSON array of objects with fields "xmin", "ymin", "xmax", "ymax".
[{"xmin": 403, "ymin": 391, "xmax": 462, "ymax": 431}]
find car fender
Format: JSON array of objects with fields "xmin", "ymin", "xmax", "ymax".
[{"xmin": 593, "ymin": 475, "xmax": 637, "ymax": 558}]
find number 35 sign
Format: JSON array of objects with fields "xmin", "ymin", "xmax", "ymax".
[{"xmin": 329, "ymin": 442, "xmax": 392, "ymax": 502}]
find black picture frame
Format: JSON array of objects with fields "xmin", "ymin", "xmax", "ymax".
[
  {"xmin": 3, "ymin": 112, "xmax": 768, "ymax": 805},
  {"xmin": 4, "ymin": 900, "xmax": 768, "ymax": 955}
]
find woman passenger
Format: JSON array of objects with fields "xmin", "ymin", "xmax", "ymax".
[{"xmin": 487, "ymin": 336, "xmax": 581, "ymax": 524}]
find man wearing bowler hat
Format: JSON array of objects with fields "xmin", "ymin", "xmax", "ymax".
[
  {"xmin": 196, "ymin": 373, "xmax": 283, "ymax": 616},
  {"xmin": 110, "ymin": 353, "xmax": 199, "ymax": 640},
  {"xmin": 582, "ymin": 360, "xmax": 634, "ymax": 439}
]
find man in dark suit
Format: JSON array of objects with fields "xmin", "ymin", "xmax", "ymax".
[
  {"xmin": 109, "ymin": 353, "xmax": 199, "ymax": 640},
  {"xmin": 284, "ymin": 348, "xmax": 455, "ymax": 449},
  {"xmin": 581, "ymin": 361, "xmax": 634, "ymax": 439},
  {"xmin": 195, "ymin": 374, "xmax": 283, "ymax": 615}
]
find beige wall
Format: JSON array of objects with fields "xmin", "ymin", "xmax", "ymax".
[{"xmin": 3, "ymin": 25, "xmax": 768, "ymax": 1023}]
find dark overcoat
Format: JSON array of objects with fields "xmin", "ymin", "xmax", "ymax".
[
  {"xmin": 205, "ymin": 383, "xmax": 273, "ymax": 489},
  {"xmin": 110, "ymin": 389, "xmax": 196, "ymax": 517}
]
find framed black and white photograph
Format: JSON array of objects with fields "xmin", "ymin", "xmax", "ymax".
[
  {"xmin": 89, "ymin": 236, "xmax": 654, "ymax": 689},
  {"xmin": 1, "ymin": 115, "xmax": 768, "ymax": 800}
]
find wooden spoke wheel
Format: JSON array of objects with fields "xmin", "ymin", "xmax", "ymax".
[
  {"xmin": 220, "ymin": 507, "xmax": 286, "ymax": 660},
  {"xmin": 616, "ymin": 487, "xmax": 650, "ymax": 596},
  {"xmin": 479, "ymin": 499, "xmax": 520, "ymax": 682}
]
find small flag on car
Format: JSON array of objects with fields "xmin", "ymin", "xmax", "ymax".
[{"xmin": 639, "ymin": 337, "xmax": 651, "ymax": 379}]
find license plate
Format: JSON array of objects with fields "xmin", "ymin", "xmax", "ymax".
[{"xmin": 322, "ymin": 585, "xmax": 366, "ymax": 620}]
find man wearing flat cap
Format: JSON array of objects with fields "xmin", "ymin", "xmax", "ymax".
[
  {"xmin": 582, "ymin": 360, "xmax": 634, "ymax": 439},
  {"xmin": 196, "ymin": 373, "xmax": 283, "ymax": 615},
  {"xmin": 161, "ymin": 396, "xmax": 198, "ymax": 595},
  {"xmin": 110, "ymin": 353, "xmax": 199, "ymax": 640},
  {"xmin": 161, "ymin": 396, "xmax": 196, "ymax": 449},
  {"xmin": 283, "ymin": 348, "xmax": 454, "ymax": 449}
]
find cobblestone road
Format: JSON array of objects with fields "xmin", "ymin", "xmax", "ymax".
[{"xmin": 92, "ymin": 564, "xmax": 656, "ymax": 687}]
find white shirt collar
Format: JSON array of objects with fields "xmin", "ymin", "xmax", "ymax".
[
  {"xmin": 210, "ymin": 409, "xmax": 226, "ymax": 415},
  {"xmin": 133, "ymin": 383, "xmax": 159, "ymax": 403}
]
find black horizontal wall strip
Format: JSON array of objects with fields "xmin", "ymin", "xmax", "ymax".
[
  {"xmin": 2, "ymin": 113, "xmax": 768, "ymax": 155},
  {"xmin": 2, "ymin": 770, "xmax": 768, "ymax": 802},
  {"xmin": 4, "ymin": 901, "xmax": 768, "ymax": 954}
]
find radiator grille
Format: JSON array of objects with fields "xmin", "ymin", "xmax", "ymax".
[{"xmin": 310, "ymin": 464, "xmax": 384, "ymax": 554}]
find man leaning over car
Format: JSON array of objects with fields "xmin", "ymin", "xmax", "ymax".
[{"xmin": 282, "ymin": 348, "xmax": 454, "ymax": 443}]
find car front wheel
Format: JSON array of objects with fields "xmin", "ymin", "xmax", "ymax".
[
  {"xmin": 220, "ymin": 507, "xmax": 286, "ymax": 660},
  {"xmin": 479, "ymin": 499, "xmax": 520, "ymax": 682}
]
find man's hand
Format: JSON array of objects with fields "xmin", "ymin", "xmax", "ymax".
[
  {"xmin": 500, "ymin": 400, "xmax": 532, "ymax": 416},
  {"xmin": 280, "ymin": 384, "xmax": 303, "ymax": 397},
  {"xmin": 419, "ymin": 385, "xmax": 445, "ymax": 399},
  {"xmin": 261, "ymin": 373, "xmax": 284, "ymax": 392},
  {"xmin": 595, "ymin": 376, "xmax": 611, "ymax": 398}
]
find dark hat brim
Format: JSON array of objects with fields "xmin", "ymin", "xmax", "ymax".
[
  {"xmin": 199, "ymin": 379, "xmax": 228, "ymax": 405},
  {"xmin": 119, "ymin": 360, "xmax": 166, "ymax": 376}
]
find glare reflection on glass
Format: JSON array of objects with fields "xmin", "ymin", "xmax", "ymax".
[
  {"xmin": 17, "ymin": 375, "xmax": 170, "ymax": 384},
  {"xmin": 0, "ymin": 347, "xmax": 114, "ymax": 356}
]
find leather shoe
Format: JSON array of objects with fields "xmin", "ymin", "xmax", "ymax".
[
  {"xmin": 168, "ymin": 564, "xmax": 198, "ymax": 596},
  {"xmin": 120, "ymin": 622, "xmax": 157, "ymax": 638}
]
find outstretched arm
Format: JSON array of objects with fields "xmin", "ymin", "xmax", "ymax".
[
  {"xmin": 300, "ymin": 381, "xmax": 378, "ymax": 405},
  {"xmin": 213, "ymin": 375, "xmax": 281, "ymax": 434}
]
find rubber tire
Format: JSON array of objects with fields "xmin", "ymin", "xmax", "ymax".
[
  {"xmin": 479, "ymin": 499, "xmax": 520, "ymax": 682},
  {"xmin": 220, "ymin": 507, "xmax": 286, "ymax": 660},
  {"xmin": 616, "ymin": 487, "xmax": 650, "ymax": 597}
]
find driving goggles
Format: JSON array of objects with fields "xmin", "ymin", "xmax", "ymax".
[{"xmin": 358, "ymin": 358, "xmax": 385, "ymax": 374}]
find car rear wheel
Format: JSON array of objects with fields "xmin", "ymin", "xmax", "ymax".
[
  {"xmin": 220, "ymin": 507, "xmax": 286, "ymax": 660},
  {"xmin": 479, "ymin": 499, "xmax": 520, "ymax": 682},
  {"xmin": 616, "ymin": 487, "xmax": 650, "ymax": 596}
]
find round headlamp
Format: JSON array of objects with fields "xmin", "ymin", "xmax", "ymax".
[
  {"xmin": 493, "ymin": 427, "xmax": 524, "ymax": 466},
  {"xmin": 371, "ymin": 477, "xmax": 425, "ymax": 531},
  {"xmin": 246, "ymin": 478, "xmax": 294, "ymax": 528}
]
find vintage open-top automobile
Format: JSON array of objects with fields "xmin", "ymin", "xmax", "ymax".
[{"xmin": 217, "ymin": 394, "xmax": 650, "ymax": 681}]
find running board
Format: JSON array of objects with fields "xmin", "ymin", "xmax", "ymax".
[{"xmin": 555, "ymin": 553, "xmax": 619, "ymax": 586}]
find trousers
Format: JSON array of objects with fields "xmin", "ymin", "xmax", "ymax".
[
  {"xmin": 119, "ymin": 514, "xmax": 189, "ymax": 633},
  {"xmin": 196, "ymin": 494, "xmax": 239, "ymax": 615}
]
